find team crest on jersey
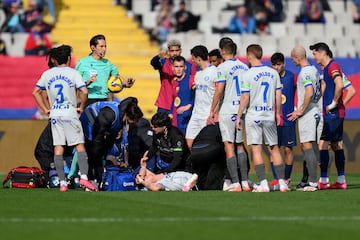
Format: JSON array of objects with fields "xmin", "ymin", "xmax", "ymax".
[
  {"xmin": 51, "ymin": 118, "xmax": 57, "ymax": 125},
  {"xmin": 231, "ymin": 115, "xmax": 237, "ymax": 122},
  {"xmin": 176, "ymin": 141, "xmax": 182, "ymax": 148},
  {"xmin": 282, "ymin": 94, "xmax": 286, "ymax": 104},
  {"xmin": 204, "ymin": 76, "xmax": 210, "ymax": 81}
]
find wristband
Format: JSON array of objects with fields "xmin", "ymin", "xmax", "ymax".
[{"xmin": 327, "ymin": 100, "xmax": 337, "ymax": 110}]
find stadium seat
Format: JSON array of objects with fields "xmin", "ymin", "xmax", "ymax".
[
  {"xmin": 328, "ymin": 0, "xmax": 347, "ymax": 14},
  {"xmin": 239, "ymin": 34, "xmax": 259, "ymax": 53},
  {"xmin": 0, "ymin": 8, "xmax": 6, "ymax": 29},
  {"xmin": 324, "ymin": 24, "xmax": 343, "ymax": 39},
  {"xmin": 142, "ymin": 11, "xmax": 157, "ymax": 30},
  {"xmin": 203, "ymin": 33, "xmax": 222, "ymax": 50},
  {"xmin": 188, "ymin": 0, "xmax": 208, "ymax": 15},
  {"xmin": 334, "ymin": 37, "xmax": 356, "ymax": 57},
  {"xmin": 287, "ymin": 23, "xmax": 306, "ymax": 36},
  {"xmin": 208, "ymin": 0, "xmax": 228, "ymax": 12},
  {"xmin": 259, "ymin": 35, "xmax": 277, "ymax": 57},
  {"xmin": 132, "ymin": 0, "xmax": 151, "ymax": 15},
  {"xmin": 269, "ymin": 22, "xmax": 287, "ymax": 37},
  {"xmin": 305, "ymin": 23, "xmax": 325, "ymax": 35},
  {"xmin": 216, "ymin": 10, "xmax": 234, "ymax": 29},
  {"xmin": 335, "ymin": 13, "xmax": 354, "ymax": 25},
  {"xmin": 0, "ymin": 33, "xmax": 28, "ymax": 56},
  {"xmin": 276, "ymin": 36, "xmax": 296, "ymax": 56}
]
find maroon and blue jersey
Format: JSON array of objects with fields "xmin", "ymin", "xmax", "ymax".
[
  {"xmin": 279, "ymin": 70, "xmax": 297, "ymax": 126},
  {"xmin": 322, "ymin": 60, "xmax": 345, "ymax": 119},
  {"xmin": 171, "ymin": 74, "xmax": 195, "ymax": 134}
]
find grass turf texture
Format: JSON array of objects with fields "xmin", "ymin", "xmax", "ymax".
[{"xmin": 0, "ymin": 173, "xmax": 360, "ymax": 240}]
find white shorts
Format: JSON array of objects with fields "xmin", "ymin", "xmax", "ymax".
[
  {"xmin": 219, "ymin": 114, "xmax": 244, "ymax": 143},
  {"xmin": 157, "ymin": 171, "xmax": 193, "ymax": 191},
  {"xmin": 245, "ymin": 119, "xmax": 278, "ymax": 146},
  {"xmin": 298, "ymin": 107, "xmax": 321, "ymax": 143},
  {"xmin": 185, "ymin": 117, "xmax": 206, "ymax": 140},
  {"xmin": 51, "ymin": 116, "xmax": 85, "ymax": 146}
]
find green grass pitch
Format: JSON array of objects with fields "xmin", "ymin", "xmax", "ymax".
[{"xmin": 0, "ymin": 173, "xmax": 359, "ymax": 240}]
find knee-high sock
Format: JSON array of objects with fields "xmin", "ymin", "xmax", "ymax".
[
  {"xmin": 226, "ymin": 156, "xmax": 239, "ymax": 183},
  {"xmin": 320, "ymin": 150, "xmax": 330, "ymax": 178},
  {"xmin": 77, "ymin": 151, "xmax": 89, "ymax": 178},
  {"xmin": 285, "ymin": 164, "xmax": 293, "ymax": 180},
  {"xmin": 237, "ymin": 152, "xmax": 248, "ymax": 181},
  {"xmin": 302, "ymin": 160, "xmax": 309, "ymax": 182},
  {"xmin": 334, "ymin": 149, "xmax": 345, "ymax": 176},
  {"xmin": 304, "ymin": 149, "xmax": 318, "ymax": 183},
  {"xmin": 54, "ymin": 155, "xmax": 66, "ymax": 181},
  {"xmin": 274, "ymin": 164, "xmax": 285, "ymax": 180},
  {"xmin": 270, "ymin": 162, "xmax": 278, "ymax": 179},
  {"xmin": 254, "ymin": 163, "xmax": 266, "ymax": 182}
]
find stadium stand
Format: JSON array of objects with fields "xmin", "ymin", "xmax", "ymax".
[
  {"xmin": 134, "ymin": 0, "xmax": 360, "ymax": 58},
  {"xmin": 1, "ymin": 0, "xmax": 359, "ymax": 119}
]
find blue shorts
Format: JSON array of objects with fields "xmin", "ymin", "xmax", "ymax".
[
  {"xmin": 320, "ymin": 118, "xmax": 344, "ymax": 142},
  {"xmin": 277, "ymin": 125, "xmax": 297, "ymax": 147}
]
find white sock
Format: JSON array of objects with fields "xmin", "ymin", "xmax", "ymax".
[
  {"xmin": 337, "ymin": 175, "xmax": 345, "ymax": 183},
  {"xmin": 81, "ymin": 174, "xmax": 88, "ymax": 180},
  {"xmin": 320, "ymin": 177, "xmax": 328, "ymax": 184},
  {"xmin": 60, "ymin": 180, "xmax": 67, "ymax": 186}
]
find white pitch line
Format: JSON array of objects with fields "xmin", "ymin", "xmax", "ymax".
[{"xmin": 0, "ymin": 216, "xmax": 360, "ymax": 223}]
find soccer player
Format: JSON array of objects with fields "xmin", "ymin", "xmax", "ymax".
[
  {"xmin": 32, "ymin": 45, "xmax": 98, "ymax": 192},
  {"xmin": 170, "ymin": 56, "xmax": 194, "ymax": 135},
  {"xmin": 269, "ymin": 52, "xmax": 297, "ymax": 189},
  {"xmin": 185, "ymin": 45, "xmax": 218, "ymax": 149},
  {"xmin": 208, "ymin": 48, "xmax": 224, "ymax": 67},
  {"xmin": 75, "ymin": 34, "xmax": 134, "ymax": 106},
  {"xmin": 209, "ymin": 40, "xmax": 250, "ymax": 192},
  {"xmin": 310, "ymin": 42, "xmax": 347, "ymax": 190},
  {"xmin": 150, "ymin": 39, "xmax": 196, "ymax": 113},
  {"xmin": 299, "ymin": 71, "xmax": 356, "ymax": 186},
  {"xmin": 135, "ymin": 156, "xmax": 198, "ymax": 191},
  {"xmin": 236, "ymin": 44, "xmax": 289, "ymax": 193},
  {"xmin": 288, "ymin": 45, "xmax": 321, "ymax": 191}
]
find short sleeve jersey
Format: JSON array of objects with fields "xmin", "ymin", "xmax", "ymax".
[
  {"xmin": 191, "ymin": 64, "xmax": 218, "ymax": 119},
  {"xmin": 297, "ymin": 65, "xmax": 321, "ymax": 114},
  {"xmin": 216, "ymin": 58, "xmax": 248, "ymax": 115},
  {"xmin": 241, "ymin": 65, "xmax": 281, "ymax": 121},
  {"xmin": 279, "ymin": 70, "xmax": 297, "ymax": 126},
  {"xmin": 36, "ymin": 66, "xmax": 86, "ymax": 118},
  {"xmin": 322, "ymin": 60, "xmax": 345, "ymax": 119},
  {"xmin": 75, "ymin": 56, "xmax": 118, "ymax": 99}
]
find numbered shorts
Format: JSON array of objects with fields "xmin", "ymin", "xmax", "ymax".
[
  {"xmin": 298, "ymin": 107, "xmax": 321, "ymax": 143},
  {"xmin": 51, "ymin": 116, "xmax": 85, "ymax": 146},
  {"xmin": 219, "ymin": 114, "xmax": 244, "ymax": 143},
  {"xmin": 245, "ymin": 119, "xmax": 278, "ymax": 146}
]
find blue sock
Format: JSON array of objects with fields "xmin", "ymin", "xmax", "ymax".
[
  {"xmin": 285, "ymin": 164, "xmax": 293, "ymax": 180},
  {"xmin": 270, "ymin": 162, "xmax": 278, "ymax": 179},
  {"xmin": 320, "ymin": 150, "xmax": 329, "ymax": 178},
  {"xmin": 334, "ymin": 149, "xmax": 345, "ymax": 176}
]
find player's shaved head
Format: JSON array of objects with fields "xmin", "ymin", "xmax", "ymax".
[{"xmin": 291, "ymin": 45, "xmax": 306, "ymax": 59}]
